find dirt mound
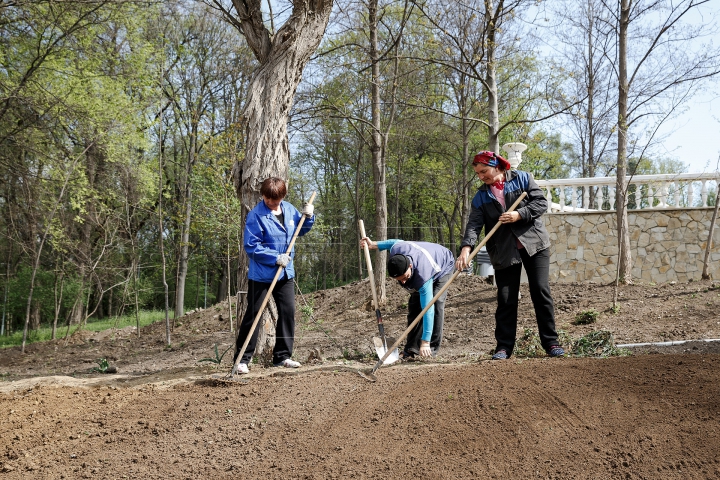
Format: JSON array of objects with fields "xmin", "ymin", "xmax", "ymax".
[
  {"xmin": 1, "ymin": 278, "xmax": 720, "ymax": 477},
  {"xmin": 1, "ymin": 355, "xmax": 719, "ymax": 478}
]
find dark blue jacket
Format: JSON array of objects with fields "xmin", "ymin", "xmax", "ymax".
[
  {"xmin": 461, "ymin": 170, "xmax": 550, "ymax": 270},
  {"xmin": 244, "ymin": 200, "xmax": 315, "ymax": 282}
]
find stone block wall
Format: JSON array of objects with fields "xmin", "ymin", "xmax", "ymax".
[{"xmin": 544, "ymin": 208, "xmax": 720, "ymax": 283}]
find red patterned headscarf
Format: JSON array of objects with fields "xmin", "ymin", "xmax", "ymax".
[{"xmin": 472, "ymin": 151, "xmax": 511, "ymax": 171}]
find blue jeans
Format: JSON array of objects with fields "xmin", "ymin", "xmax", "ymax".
[{"xmin": 493, "ymin": 248, "xmax": 558, "ymax": 356}]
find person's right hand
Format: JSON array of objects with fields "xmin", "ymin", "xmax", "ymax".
[
  {"xmin": 276, "ymin": 253, "xmax": 291, "ymax": 267},
  {"xmin": 359, "ymin": 237, "xmax": 376, "ymax": 250},
  {"xmin": 455, "ymin": 246, "xmax": 471, "ymax": 271}
]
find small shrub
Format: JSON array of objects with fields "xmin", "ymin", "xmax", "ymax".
[
  {"xmin": 571, "ymin": 330, "xmax": 630, "ymax": 357},
  {"xmin": 197, "ymin": 343, "xmax": 232, "ymax": 365},
  {"xmin": 300, "ymin": 304, "xmax": 314, "ymax": 323},
  {"xmin": 574, "ymin": 309, "xmax": 600, "ymax": 325},
  {"xmin": 92, "ymin": 358, "xmax": 110, "ymax": 373}
]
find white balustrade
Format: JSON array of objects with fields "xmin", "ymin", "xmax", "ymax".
[{"xmin": 535, "ymin": 172, "xmax": 719, "ymax": 213}]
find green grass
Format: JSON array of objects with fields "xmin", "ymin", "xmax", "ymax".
[
  {"xmin": 0, "ymin": 310, "xmax": 169, "ymax": 349},
  {"xmin": 511, "ymin": 329, "xmax": 629, "ymax": 358}
]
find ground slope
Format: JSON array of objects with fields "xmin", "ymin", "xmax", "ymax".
[{"xmin": 1, "ymin": 278, "xmax": 720, "ymax": 478}]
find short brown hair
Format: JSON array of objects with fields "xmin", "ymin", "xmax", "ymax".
[{"xmin": 259, "ymin": 177, "xmax": 287, "ymax": 200}]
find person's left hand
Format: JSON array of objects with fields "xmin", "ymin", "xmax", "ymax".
[
  {"xmin": 276, "ymin": 253, "xmax": 291, "ymax": 267},
  {"xmin": 419, "ymin": 341, "xmax": 432, "ymax": 357},
  {"xmin": 499, "ymin": 211, "xmax": 520, "ymax": 224},
  {"xmin": 302, "ymin": 203, "xmax": 314, "ymax": 217},
  {"xmin": 360, "ymin": 237, "xmax": 377, "ymax": 250}
]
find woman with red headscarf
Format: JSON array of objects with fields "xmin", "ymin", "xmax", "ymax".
[{"xmin": 455, "ymin": 151, "xmax": 564, "ymax": 360}]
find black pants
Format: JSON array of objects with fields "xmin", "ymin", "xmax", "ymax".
[
  {"xmin": 233, "ymin": 278, "xmax": 296, "ymax": 365},
  {"xmin": 494, "ymin": 248, "xmax": 558, "ymax": 356},
  {"xmin": 405, "ymin": 273, "xmax": 451, "ymax": 356}
]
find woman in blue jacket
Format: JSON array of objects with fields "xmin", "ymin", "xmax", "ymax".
[
  {"xmin": 455, "ymin": 151, "xmax": 564, "ymax": 360},
  {"xmin": 232, "ymin": 177, "xmax": 315, "ymax": 374}
]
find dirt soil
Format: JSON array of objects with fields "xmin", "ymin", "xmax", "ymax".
[{"xmin": 2, "ymin": 276, "xmax": 720, "ymax": 479}]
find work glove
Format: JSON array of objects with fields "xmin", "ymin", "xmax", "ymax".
[
  {"xmin": 276, "ymin": 253, "xmax": 291, "ymax": 267},
  {"xmin": 302, "ymin": 203, "xmax": 314, "ymax": 217}
]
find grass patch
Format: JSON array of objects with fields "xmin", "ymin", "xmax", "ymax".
[
  {"xmin": 511, "ymin": 329, "xmax": 629, "ymax": 358},
  {"xmin": 573, "ymin": 309, "xmax": 600, "ymax": 325},
  {"xmin": 0, "ymin": 310, "xmax": 168, "ymax": 349},
  {"xmin": 512, "ymin": 328, "xmax": 572, "ymax": 358},
  {"xmin": 571, "ymin": 330, "xmax": 630, "ymax": 357}
]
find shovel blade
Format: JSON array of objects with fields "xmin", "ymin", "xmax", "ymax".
[{"xmin": 372, "ymin": 336, "xmax": 399, "ymax": 365}]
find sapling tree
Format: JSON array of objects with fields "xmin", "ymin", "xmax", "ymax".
[{"xmin": 610, "ymin": 0, "xmax": 720, "ymax": 283}]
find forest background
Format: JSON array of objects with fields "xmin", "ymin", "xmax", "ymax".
[{"xmin": 1, "ymin": 0, "xmax": 718, "ymax": 343}]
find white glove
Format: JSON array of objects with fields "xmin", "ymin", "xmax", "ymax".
[
  {"xmin": 302, "ymin": 203, "xmax": 314, "ymax": 217},
  {"xmin": 276, "ymin": 253, "xmax": 291, "ymax": 267}
]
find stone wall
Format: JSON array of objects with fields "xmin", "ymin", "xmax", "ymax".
[{"xmin": 544, "ymin": 208, "xmax": 720, "ymax": 283}]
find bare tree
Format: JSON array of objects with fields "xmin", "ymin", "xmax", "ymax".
[{"xmin": 609, "ymin": 0, "xmax": 720, "ymax": 283}]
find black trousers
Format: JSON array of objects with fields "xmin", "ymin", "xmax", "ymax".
[
  {"xmin": 494, "ymin": 248, "xmax": 558, "ymax": 356},
  {"xmin": 233, "ymin": 278, "xmax": 296, "ymax": 365},
  {"xmin": 404, "ymin": 273, "xmax": 451, "ymax": 356}
]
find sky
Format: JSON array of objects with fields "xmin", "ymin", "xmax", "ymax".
[{"xmin": 658, "ymin": 88, "xmax": 720, "ymax": 174}]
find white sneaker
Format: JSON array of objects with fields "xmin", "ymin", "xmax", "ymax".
[
  {"xmin": 233, "ymin": 363, "xmax": 249, "ymax": 375},
  {"xmin": 274, "ymin": 358, "xmax": 301, "ymax": 368}
]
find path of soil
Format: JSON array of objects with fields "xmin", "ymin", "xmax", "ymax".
[{"xmin": 2, "ymin": 276, "xmax": 720, "ymax": 478}]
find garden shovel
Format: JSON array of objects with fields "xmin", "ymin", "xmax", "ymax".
[{"xmin": 359, "ymin": 220, "xmax": 399, "ymax": 365}]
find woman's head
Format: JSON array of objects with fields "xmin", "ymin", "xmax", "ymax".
[
  {"xmin": 260, "ymin": 177, "xmax": 287, "ymax": 210},
  {"xmin": 472, "ymin": 151, "xmax": 510, "ymax": 185},
  {"xmin": 260, "ymin": 177, "xmax": 287, "ymax": 199}
]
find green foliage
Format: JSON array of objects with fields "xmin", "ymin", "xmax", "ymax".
[
  {"xmin": 512, "ymin": 328, "xmax": 547, "ymax": 357},
  {"xmin": 573, "ymin": 309, "xmax": 600, "ymax": 325},
  {"xmin": 511, "ymin": 329, "xmax": 628, "ymax": 358},
  {"xmin": 197, "ymin": 343, "xmax": 233, "ymax": 365},
  {"xmin": 0, "ymin": 310, "xmax": 164, "ymax": 349},
  {"xmin": 92, "ymin": 358, "xmax": 110, "ymax": 373},
  {"xmin": 4, "ymin": 267, "xmax": 84, "ymax": 323},
  {"xmin": 300, "ymin": 303, "xmax": 314, "ymax": 323},
  {"xmin": 571, "ymin": 331, "xmax": 630, "ymax": 358}
]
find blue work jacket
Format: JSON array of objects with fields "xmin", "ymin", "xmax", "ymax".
[{"xmin": 244, "ymin": 200, "xmax": 315, "ymax": 282}]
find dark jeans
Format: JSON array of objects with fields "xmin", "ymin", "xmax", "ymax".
[
  {"xmin": 494, "ymin": 248, "xmax": 558, "ymax": 356},
  {"xmin": 405, "ymin": 273, "xmax": 451, "ymax": 356},
  {"xmin": 233, "ymin": 278, "xmax": 296, "ymax": 365}
]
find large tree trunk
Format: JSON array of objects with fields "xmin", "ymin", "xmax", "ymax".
[
  {"xmin": 221, "ymin": 0, "xmax": 333, "ymax": 352},
  {"xmin": 616, "ymin": 0, "xmax": 632, "ymax": 283}
]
